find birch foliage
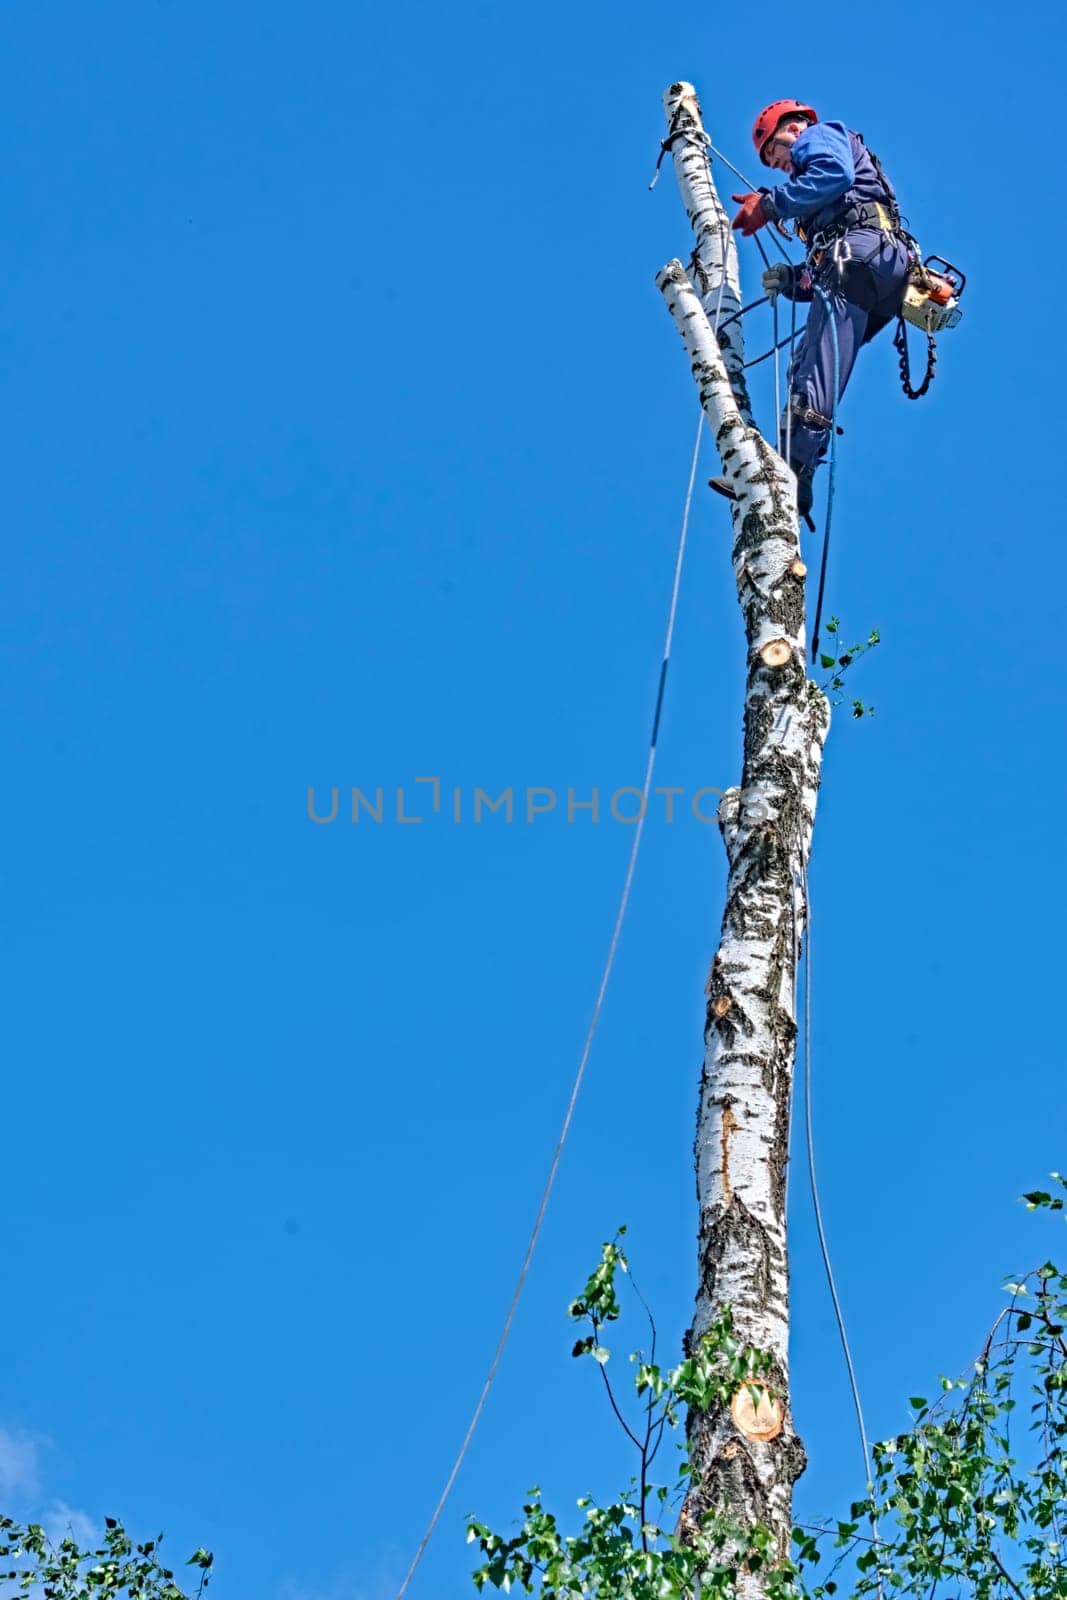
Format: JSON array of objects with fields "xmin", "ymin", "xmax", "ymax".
[
  {"xmin": 0, "ymin": 1518, "xmax": 212, "ymax": 1599},
  {"xmin": 468, "ymin": 1183, "xmax": 1067, "ymax": 1599}
]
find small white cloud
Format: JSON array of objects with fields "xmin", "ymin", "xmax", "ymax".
[
  {"xmin": 0, "ymin": 1428, "xmax": 41, "ymax": 1500},
  {"xmin": 42, "ymin": 1502, "xmax": 98, "ymax": 1550},
  {"xmin": 0, "ymin": 1426, "xmax": 97, "ymax": 1554}
]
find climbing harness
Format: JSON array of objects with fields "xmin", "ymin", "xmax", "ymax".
[
  {"xmin": 725, "ymin": 142, "xmax": 966, "ymax": 600},
  {"xmin": 800, "ymin": 197, "xmax": 900, "ymax": 254},
  {"xmin": 791, "ymin": 131, "xmax": 901, "ymax": 256}
]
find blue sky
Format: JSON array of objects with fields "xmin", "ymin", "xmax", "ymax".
[{"xmin": 2, "ymin": 2, "xmax": 1065, "ymax": 1597}]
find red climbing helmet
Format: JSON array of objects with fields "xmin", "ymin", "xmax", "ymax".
[{"xmin": 752, "ymin": 99, "xmax": 819, "ymax": 164}]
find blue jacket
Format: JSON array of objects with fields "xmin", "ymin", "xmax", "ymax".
[{"xmin": 761, "ymin": 121, "xmax": 897, "ymax": 236}]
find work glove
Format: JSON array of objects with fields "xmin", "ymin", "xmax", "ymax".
[
  {"xmin": 762, "ymin": 263, "xmax": 793, "ymax": 298},
  {"xmin": 731, "ymin": 191, "xmax": 770, "ymax": 236}
]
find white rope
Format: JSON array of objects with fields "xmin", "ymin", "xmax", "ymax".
[
  {"xmin": 785, "ymin": 294, "xmax": 796, "ymax": 468},
  {"xmin": 773, "ymin": 294, "xmax": 782, "ymax": 454},
  {"xmin": 393, "ymin": 410, "xmax": 704, "ymax": 1600},
  {"xmin": 802, "ymin": 855, "xmax": 883, "ymax": 1589}
]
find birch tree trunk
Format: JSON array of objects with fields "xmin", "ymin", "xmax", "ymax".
[{"xmin": 656, "ymin": 82, "xmax": 831, "ymax": 1592}]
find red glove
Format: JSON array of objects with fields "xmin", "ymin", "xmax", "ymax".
[{"xmin": 731, "ymin": 191, "xmax": 769, "ymax": 236}]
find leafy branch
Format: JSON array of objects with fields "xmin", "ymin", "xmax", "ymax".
[
  {"xmin": 470, "ymin": 1233, "xmax": 791, "ymax": 1597},
  {"xmin": 0, "ymin": 1517, "xmax": 213, "ymax": 1599},
  {"xmin": 811, "ymin": 617, "xmax": 881, "ymax": 718},
  {"xmin": 469, "ymin": 1180, "xmax": 1067, "ymax": 1599}
]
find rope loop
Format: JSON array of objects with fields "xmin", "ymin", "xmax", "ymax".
[{"xmin": 648, "ymin": 112, "xmax": 710, "ymax": 190}]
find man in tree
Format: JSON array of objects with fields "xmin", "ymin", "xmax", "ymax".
[{"xmin": 729, "ymin": 101, "xmax": 911, "ymax": 516}]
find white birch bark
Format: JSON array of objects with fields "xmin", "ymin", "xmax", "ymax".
[
  {"xmin": 660, "ymin": 81, "xmax": 755, "ymax": 427},
  {"xmin": 656, "ymin": 82, "xmax": 831, "ymax": 1590}
]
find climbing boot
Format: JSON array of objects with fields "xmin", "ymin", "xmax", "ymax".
[
  {"xmin": 792, "ymin": 464, "xmax": 815, "ymax": 519},
  {"xmin": 712, "ymin": 471, "xmax": 816, "ymax": 532}
]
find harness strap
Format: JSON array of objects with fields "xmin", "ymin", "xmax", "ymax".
[
  {"xmin": 790, "ymin": 402, "xmax": 834, "ymax": 432},
  {"xmin": 798, "ymin": 201, "xmax": 897, "ymax": 246},
  {"xmin": 805, "ymin": 200, "xmax": 900, "ymax": 259}
]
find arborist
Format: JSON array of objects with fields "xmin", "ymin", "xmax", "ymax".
[{"xmin": 729, "ymin": 101, "xmax": 911, "ymax": 517}]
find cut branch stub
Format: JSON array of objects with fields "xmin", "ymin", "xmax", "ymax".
[
  {"xmin": 790, "ymin": 559, "xmax": 808, "ymax": 578},
  {"xmin": 666, "ymin": 82, "xmax": 702, "ymax": 126},
  {"xmin": 712, "ymin": 995, "xmax": 732, "ymax": 1018},
  {"xmin": 731, "ymin": 1385, "xmax": 784, "ymax": 1443},
  {"xmin": 759, "ymin": 639, "xmax": 792, "ymax": 668}
]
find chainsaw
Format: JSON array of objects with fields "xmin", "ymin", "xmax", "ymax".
[{"xmin": 901, "ymin": 255, "xmax": 965, "ymax": 334}]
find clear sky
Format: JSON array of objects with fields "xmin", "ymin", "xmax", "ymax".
[{"xmin": 2, "ymin": 3, "xmax": 1065, "ymax": 1598}]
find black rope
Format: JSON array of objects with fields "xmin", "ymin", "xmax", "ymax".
[
  {"xmin": 751, "ymin": 231, "xmax": 773, "ymax": 271},
  {"xmin": 715, "ymin": 295, "xmax": 769, "ymax": 334},
  {"xmin": 648, "ymin": 115, "xmax": 709, "ymax": 190},
  {"xmin": 743, "ymin": 328, "xmax": 802, "ymax": 370},
  {"xmin": 811, "ymin": 521, "xmax": 832, "ymax": 665}
]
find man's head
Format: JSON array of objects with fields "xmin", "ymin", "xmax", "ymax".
[
  {"xmin": 751, "ymin": 99, "xmax": 819, "ymax": 168},
  {"xmin": 763, "ymin": 117, "xmax": 811, "ymax": 173}
]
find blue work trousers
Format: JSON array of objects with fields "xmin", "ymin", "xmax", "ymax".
[{"xmin": 786, "ymin": 229, "xmax": 911, "ymax": 474}]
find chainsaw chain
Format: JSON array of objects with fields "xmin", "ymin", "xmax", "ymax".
[{"xmin": 894, "ymin": 314, "xmax": 937, "ymax": 400}]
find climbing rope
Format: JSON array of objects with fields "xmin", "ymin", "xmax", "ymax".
[
  {"xmin": 708, "ymin": 218, "xmax": 730, "ymax": 343},
  {"xmin": 702, "ymin": 139, "xmax": 796, "ymax": 265},
  {"xmin": 392, "ymin": 409, "xmax": 705, "ymax": 1600},
  {"xmin": 772, "ymin": 294, "xmax": 782, "ymax": 453},
  {"xmin": 715, "ymin": 295, "xmax": 769, "ymax": 333},
  {"xmin": 785, "ymin": 293, "xmax": 797, "ymax": 467},
  {"xmin": 802, "ymin": 858, "xmax": 884, "ymax": 1574},
  {"xmin": 801, "ymin": 859, "xmax": 871, "ymax": 1482},
  {"xmin": 743, "ymin": 326, "xmax": 801, "ymax": 371},
  {"xmin": 809, "ymin": 284, "xmax": 840, "ymax": 664}
]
